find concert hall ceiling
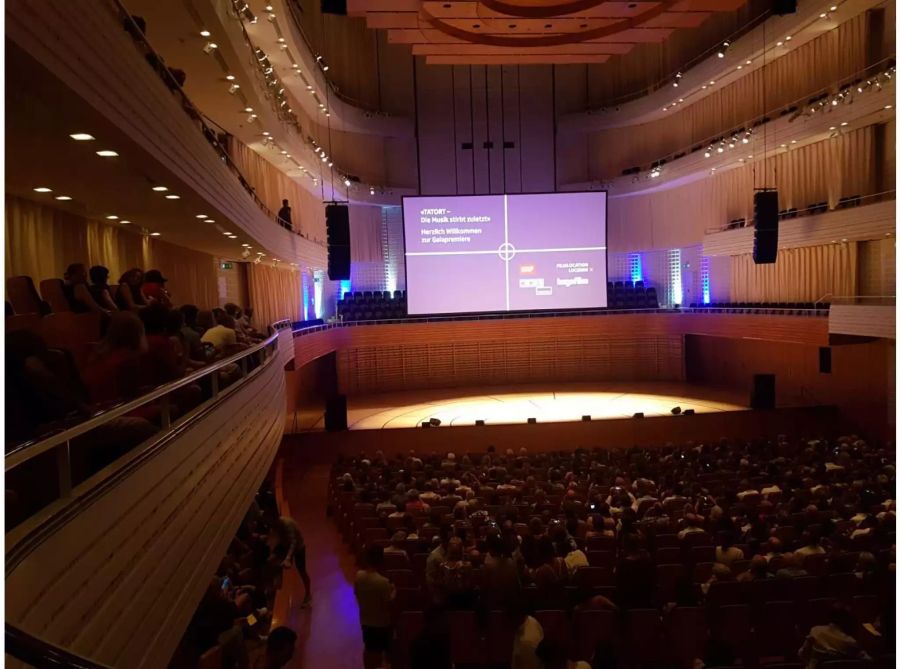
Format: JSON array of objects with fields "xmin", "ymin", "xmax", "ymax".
[{"xmin": 347, "ymin": 0, "xmax": 753, "ymax": 65}]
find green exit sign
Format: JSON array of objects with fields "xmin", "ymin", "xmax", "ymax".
[{"xmin": 220, "ymin": 262, "xmax": 233, "ymax": 270}]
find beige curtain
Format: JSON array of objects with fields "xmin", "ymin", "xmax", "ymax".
[
  {"xmin": 349, "ymin": 205, "xmax": 384, "ymax": 262},
  {"xmin": 608, "ymin": 125, "xmax": 876, "ymax": 251},
  {"xmin": 5, "ymin": 195, "xmax": 218, "ymax": 308},
  {"xmin": 730, "ymin": 242, "xmax": 858, "ymax": 302},
  {"xmin": 246, "ymin": 262, "xmax": 303, "ymax": 328},
  {"xmin": 588, "ymin": 14, "xmax": 869, "ymax": 177},
  {"xmin": 226, "ymin": 136, "xmax": 326, "ymax": 242}
]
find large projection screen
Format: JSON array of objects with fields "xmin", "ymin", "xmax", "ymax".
[{"xmin": 403, "ymin": 192, "xmax": 608, "ymax": 315}]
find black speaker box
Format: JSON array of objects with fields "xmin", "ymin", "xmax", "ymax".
[
  {"xmin": 321, "ymin": 0, "xmax": 347, "ymax": 15},
  {"xmin": 819, "ymin": 347, "xmax": 832, "ymax": 373},
  {"xmin": 751, "ymin": 374, "xmax": 776, "ymax": 409},
  {"xmin": 753, "ymin": 191, "xmax": 779, "ymax": 264},
  {"xmin": 772, "ymin": 0, "xmax": 797, "ymax": 15},
  {"xmin": 326, "ymin": 204, "xmax": 351, "ymax": 280},
  {"xmin": 324, "ymin": 394, "xmax": 347, "ymax": 431}
]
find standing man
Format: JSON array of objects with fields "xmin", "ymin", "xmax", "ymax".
[
  {"xmin": 267, "ymin": 511, "xmax": 311, "ymax": 608},
  {"xmin": 354, "ymin": 545, "xmax": 395, "ymax": 669},
  {"xmin": 277, "ymin": 199, "xmax": 292, "ymax": 230}
]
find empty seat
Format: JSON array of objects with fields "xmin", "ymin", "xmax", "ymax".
[
  {"xmin": 534, "ymin": 610, "xmax": 572, "ymax": 658},
  {"xmin": 39, "ymin": 278, "xmax": 70, "ymax": 313},
  {"xmin": 666, "ymin": 607, "xmax": 708, "ymax": 663},
  {"xmin": 573, "ymin": 609, "xmax": 616, "ymax": 663},
  {"xmin": 623, "ymin": 609, "xmax": 664, "ymax": 663},
  {"xmin": 6, "ymin": 313, "xmax": 43, "ymax": 333},
  {"xmin": 7, "ymin": 276, "xmax": 47, "ymax": 315}
]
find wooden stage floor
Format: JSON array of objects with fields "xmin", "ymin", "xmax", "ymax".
[{"xmin": 313, "ymin": 381, "xmax": 749, "ymax": 430}]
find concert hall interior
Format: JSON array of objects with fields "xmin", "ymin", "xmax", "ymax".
[{"xmin": 3, "ymin": 1, "xmax": 897, "ymax": 669}]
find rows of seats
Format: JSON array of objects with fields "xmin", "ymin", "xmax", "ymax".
[
  {"xmin": 607, "ymin": 280, "xmax": 659, "ymax": 309},
  {"xmin": 722, "ymin": 195, "xmax": 864, "ymax": 232},
  {"xmin": 688, "ymin": 301, "xmax": 830, "ymax": 313},
  {"xmin": 338, "ymin": 290, "xmax": 408, "ymax": 321}
]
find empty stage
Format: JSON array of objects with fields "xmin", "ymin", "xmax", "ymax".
[{"xmin": 317, "ymin": 382, "xmax": 749, "ymax": 430}]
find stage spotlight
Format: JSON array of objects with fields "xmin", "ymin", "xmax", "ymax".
[
  {"xmin": 527, "ymin": 417, "xmax": 537, "ymax": 424},
  {"xmin": 475, "ymin": 419, "xmax": 485, "ymax": 426},
  {"xmin": 633, "ymin": 412, "xmax": 645, "ymax": 419},
  {"xmin": 717, "ymin": 41, "xmax": 730, "ymax": 58},
  {"xmin": 429, "ymin": 418, "xmax": 442, "ymax": 427},
  {"xmin": 671, "ymin": 406, "xmax": 682, "ymax": 415},
  {"xmin": 683, "ymin": 409, "xmax": 696, "ymax": 415},
  {"xmin": 581, "ymin": 415, "xmax": 592, "ymax": 421}
]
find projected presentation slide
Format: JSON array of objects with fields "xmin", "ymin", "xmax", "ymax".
[{"xmin": 403, "ymin": 192, "xmax": 607, "ymax": 315}]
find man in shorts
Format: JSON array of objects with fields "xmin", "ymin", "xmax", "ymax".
[{"xmin": 354, "ymin": 545, "xmax": 395, "ymax": 669}]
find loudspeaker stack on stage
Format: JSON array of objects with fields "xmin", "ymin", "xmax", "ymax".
[
  {"xmin": 752, "ymin": 190, "xmax": 779, "ymax": 264},
  {"xmin": 326, "ymin": 204, "xmax": 351, "ymax": 280}
]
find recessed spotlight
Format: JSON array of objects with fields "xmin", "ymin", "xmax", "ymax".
[
  {"xmin": 200, "ymin": 29, "xmax": 211, "ymax": 37},
  {"xmin": 343, "ymin": 178, "xmax": 351, "ymax": 187},
  {"xmin": 737, "ymin": 65, "xmax": 743, "ymax": 70},
  {"xmin": 106, "ymin": 215, "xmax": 118, "ymax": 220},
  {"xmin": 54, "ymin": 195, "xmax": 72, "ymax": 200},
  {"xmin": 704, "ymin": 151, "xmax": 711, "ymax": 158},
  {"xmin": 840, "ymin": 122, "xmax": 848, "ymax": 126},
  {"xmin": 196, "ymin": 214, "xmax": 208, "ymax": 218},
  {"xmin": 242, "ymin": 243, "xmax": 250, "ymax": 247},
  {"xmin": 244, "ymin": 107, "xmax": 254, "ymax": 113},
  {"xmin": 829, "ymin": 126, "xmax": 836, "ymax": 130},
  {"xmin": 830, "ymin": 4, "xmax": 837, "ymax": 10},
  {"xmin": 152, "ymin": 186, "xmax": 168, "ymax": 192},
  {"xmin": 69, "ymin": 133, "xmax": 94, "ymax": 141},
  {"xmin": 709, "ymin": 80, "xmax": 715, "ymax": 85},
  {"xmin": 223, "ymin": 232, "xmax": 232, "ymax": 236},
  {"xmin": 204, "ymin": 219, "xmax": 215, "ymax": 223},
  {"xmin": 791, "ymin": 140, "xmax": 797, "ymax": 144},
  {"xmin": 885, "ymin": 104, "xmax": 893, "ymax": 109},
  {"xmin": 776, "ymin": 41, "xmax": 783, "ymax": 47},
  {"xmin": 262, "ymin": 131, "xmax": 270, "ymax": 136},
  {"xmin": 820, "ymin": 12, "xmax": 827, "ymax": 18},
  {"xmin": 785, "ymin": 35, "xmax": 792, "ymax": 41},
  {"xmin": 96, "ymin": 150, "xmax": 118, "ymax": 157},
  {"xmin": 226, "ymin": 74, "xmax": 236, "ymax": 81},
  {"xmin": 203, "ymin": 42, "xmax": 218, "ymax": 54},
  {"xmin": 745, "ymin": 60, "xmax": 751, "ymax": 65},
  {"xmin": 165, "ymin": 194, "xmax": 180, "ymax": 199},
  {"xmin": 150, "ymin": 232, "xmax": 161, "ymax": 236},
  {"xmin": 119, "ymin": 220, "xmax": 131, "ymax": 225},
  {"xmin": 33, "ymin": 187, "xmax": 52, "ymax": 193}
]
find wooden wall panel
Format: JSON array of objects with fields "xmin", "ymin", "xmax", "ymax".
[{"xmin": 5, "ymin": 336, "xmax": 293, "ymax": 669}]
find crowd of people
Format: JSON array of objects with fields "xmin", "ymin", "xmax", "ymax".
[
  {"xmin": 172, "ymin": 480, "xmax": 304, "ymax": 669},
  {"xmin": 334, "ymin": 436, "xmax": 895, "ymax": 669},
  {"xmin": 6, "ymin": 262, "xmax": 268, "ymax": 524}
]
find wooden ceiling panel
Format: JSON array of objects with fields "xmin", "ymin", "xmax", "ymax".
[{"xmin": 351, "ymin": 0, "xmax": 749, "ymax": 65}]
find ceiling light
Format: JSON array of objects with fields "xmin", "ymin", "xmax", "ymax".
[
  {"xmin": 200, "ymin": 30, "xmax": 211, "ymax": 37},
  {"xmin": 165, "ymin": 194, "xmax": 180, "ymax": 199},
  {"xmin": 737, "ymin": 65, "xmax": 743, "ymax": 70},
  {"xmin": 701, "ymin": 85, "xmax": 707, "ymax": 90},
  {"xmin": 69, "ymin": 133, "xmax": 94, "ymax": 141},
  {"xmin": 791, "ymin": 140, "xmax": 797, "ymax": 144},
  {"xmin": 785, "ymin": 35, "xmax": 792, "ymax": 41},
  {"xmin": 717, "ymin": 41, "xmax": 730, "ymax": 58},
  {"xmin": 244, "ymin": 107, "xmax": 254, "ymax": 113},
  {"xmin": 829, "ymin": 126, "xmax": 836, "ymax": 130},
  {"xmin": 203, "ymin": 42, "xmax": 218, "ymax": 54},
  {"xmin": 742, "ymin": 137, "xmax": 749, "ymax": 144},
  {"xmin": 820, "ymin": 12, "xmax": 828, "ymax": 18},
  {"xmin": 152, "ymin": 186, "xmax": 168, "ymax": 191},
  {"xmin": 840, "ymin": 121, "xmax": 848, "ymax": 126},
  {"xmin": 223, "ymin": 232, "xmax": 231, "ymax": 236},
  {"xmin": 776, "ymin": 41, "xmax": 783, "ymax": 47},
  {"xmin": 119, "ymin": 220, "xmax": 131, "ymax": 225},
  {"xmin": 196, "ymin": 214, "xmax": 208, "ymax": 218},
  {"xmin": 369, "ymin": 186, "xmax": 376, "ymax": 195},
  {"xmin": 649, "ymin": 168, "xmax": 661, "ymax": 178},
  {"xmin": 709, "ymin": 80, "xmax": 715, "ymax": 85},
  {"xmin": 242, "ymin": 243, "xmax": 250, "ymax": 247},
  {"xmin": 704, "ymin": 151, "xmax": 711, "ymax": 158},
  {"xmin": 885, "ymin": 104, "xmax": 893, "ymax": 109},
  {"xmin": 33, "ymin": 187, "xmax": 52, "ymax": 193},
  {"xmin": 96, "ymin": 150, "xmax": 118, "ymax": 157},
  {"xmin": 150, "ymin": 232, "xmax": 161, "ymax": 236},
  {"xmin": 830, "ymin": 4, "xmax": 837, "ymax": 10},
  {"xmin": 226, "ymin": 74, "xmax": 236, "ymax": 81},
  {"xmin": 343, "ymin": 178, "xmax": 351, "ymax": 187},
  {"xmin": 262, "ymin": 131, "xmax": 270, "ymax": 136},
  {"xmin": 716, "ymin": 147, "xmax": 724, "ymax": 153},
  {"xmin": 204, "ymin": 219, "xmax": 215, "ymax": 223},
  {"xmin": 229, "ymin": 83, "xmax": 240, "ymax": 94},
  {"xmin": 106, "ymin": 215, "xmax": 118, "ymax": 220},
  {"xmin": 55, "ymin": 195, "xmax": 72, "ymax": 200}
]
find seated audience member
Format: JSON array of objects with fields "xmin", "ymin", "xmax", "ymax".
[
  {"xmin": 178, "ymin": 304, "xmax": 208, "ymax": 361},
  {"xmin": 775, "ymin": 552, "xmax": 809, "ymax": 579},
  {"xmin": 354, "ymin": 545, "xmax": 395, "ymax": 669},
  {"xmin": 140, "ymin": 304, "xmax": 183, "ymax": 385},
  {"xmin": 615, "ymin": 533, "xmax": 655, "ymax": 609},
  {"xmin": 166, "ymin": 308, "xmax": 205, "ymax": 371},
  {"xmin": 405, "ymin": 490, "xmax": 430, "ymax": 513},
  {"xmin": 225, "ymin": 302, "xmax": 264, "ymax": 341},
  {"xmin": 738, "ymin": 555, "xmax": 774, "ymax": 582},
  {"xmin": 716, "ymin": 532, "xmax": 745, "ymax": 567},
  {"xmin": 254, "ymin": 627, "xmax": 297, "ymax": 669},
  {"xmin": 437, "ymin": 537, "xmax": 476, "ymax": 608},
  {"xmin": 678, "ymin": 513, "xmax": 707, "ymax": 540},
  {"xmin": 62, "ymin": 262, "xmax": 107, "ymax": 314},
  {"xmin": 482, "ymin": 534, "xmax": 522, "ymax": 610},
  {"xmin": 202, "ymin": 313, "xmax": 246, "ymax": 356},
  {"xmin": 88, "ymin": 265, "xmax": 119, "ymax": 312},
  {"xmin": 186, "ymin": 578, "xmax": 248, "ymax": 668},
  {"xmin": 141, "ymin": 269, "xmax": 172, "ymax": 307},
  {"xmin": 702, "ymin": 562, "xmax": 734, "ymax": 595},
  {"xmin": 83, "ymin": 311, "xmax": 148, "ymax": 406},
  {"xmin": 114, "ymin": 268, "xmax": 148, "ymax": 311},
  {"xmin": 795, "ymin": 529, "xmax": 827, "ymax": 558},
  {"xmin": 510, "ymin": 604, "xmax": 544, "ymax": 669},
  {"xmin": 385, "ymin": 531, "xmax": 408, "ymax": 555},
  {"xmin": 798, "ymin": 605, "xmax": 867, "ymax": 669}
]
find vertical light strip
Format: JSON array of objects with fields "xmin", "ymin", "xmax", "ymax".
[
  {"xmin": 629, "ymin": 252, "xmax": 643, "ymax": 283},
  {"xmin": 504, "ymin": 194, "xmax": 510, "ymax": 311},
  {"xmin": 701, "ymin": 256, "xmax": 711, "ymax": 305},
  {"xmin": 313, "ymin": 270, "xmax": 324, "ymax": 319},
  {"xmin": 668, "ymin": 248, "xmax": 683, "ymax": 306},
  {"xmin": 301, "ymin": 271, "xmax": 310, "ymax": 320}
]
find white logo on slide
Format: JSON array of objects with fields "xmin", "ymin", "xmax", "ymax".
[{"xmin": 497, "ymin": 242, "xmax": 517, "ymax": 261}]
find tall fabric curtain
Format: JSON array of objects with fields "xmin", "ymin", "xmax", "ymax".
[
  {"xmin": 226, "ymin": 136, "xmax": 326, "ymax": 242},
  {"xmin": 608, "ymin": 125, "xmax": 876, "ymax": 251},
  {"xmin": 730, "ymin": 243, "xmax": 858, "ymax": 302},
  {"xmin": 349, "ymin": 205, "xmax": 384, "ymax": 262},
  {"xmin": 246, "ymin": 262, "xmax": 303, "ymax": 328},
  {"xmin": 5, "ymin": 195, "xmax": 218, "ymax": 308},
  {"xmin": 588, "ymin": 13, "xmax": 868, "ymax": 177}
]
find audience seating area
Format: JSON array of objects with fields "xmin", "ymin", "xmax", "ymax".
[
  {"xmin": 687, "ymin": 302, "xmax": 831, "ymax": 313},
  {"xmin": 338, "ymin": 290, "xmax": 408, "ymax": 321},
  {"xmin": 330, "ymin": 436, "xmax": 895, "ymax": 668},
  {"xmin": 607, "ymin": 280, "xmax": 659, "ymax": 309}
]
